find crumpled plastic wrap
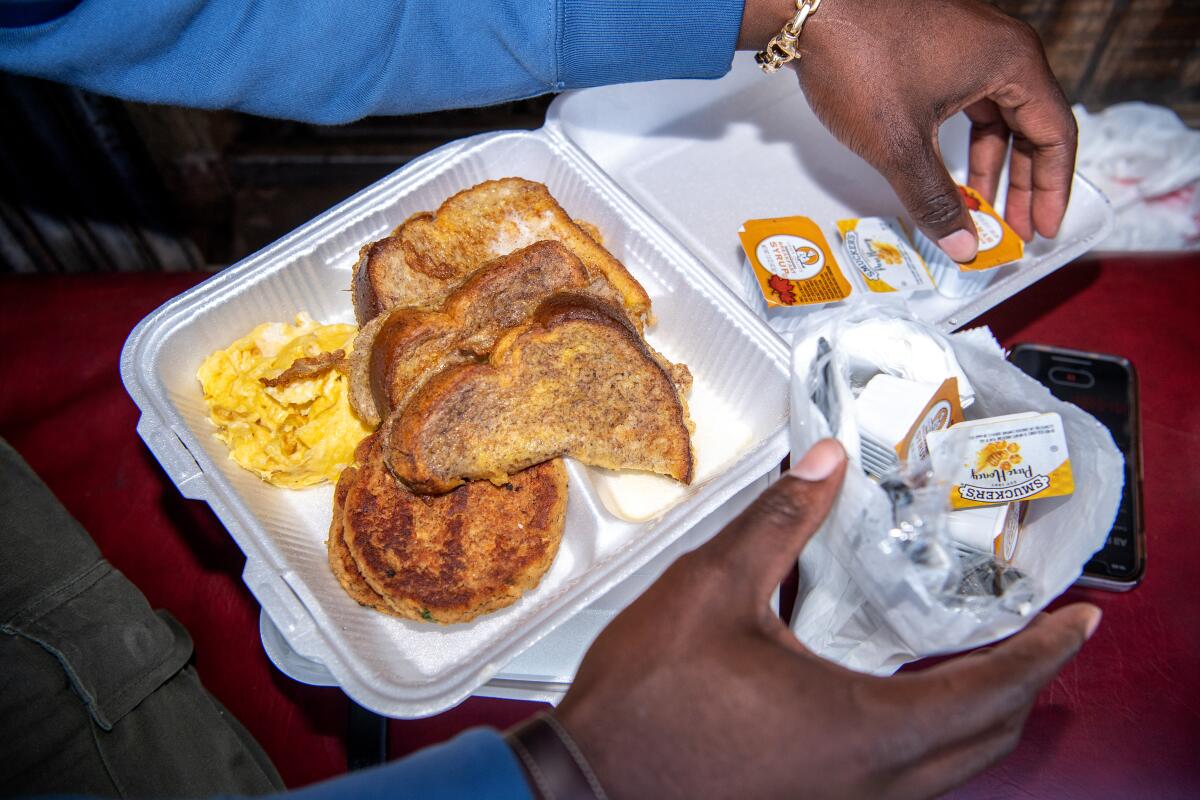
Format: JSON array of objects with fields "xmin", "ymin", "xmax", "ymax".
[
  {"xmin": 1075, "ymin": 102, "xmax": 1200, "ymax": 251},
  {"xmin": 788, "ymin": 303, "xmax": 1124, "ymax": 674}
]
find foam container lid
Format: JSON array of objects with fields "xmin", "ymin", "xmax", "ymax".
[
  {"xmin": 547, "ymin": 54, "xmax": 1113, "ymax": 332},
  {"xmin": 122, "ymin": 126, "xmax": 790, "ymax": 718}
]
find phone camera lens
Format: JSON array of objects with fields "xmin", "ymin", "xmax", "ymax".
[{"xmin": 1048, "ymin": 367, "xmax": 1095, "ymax": 389}]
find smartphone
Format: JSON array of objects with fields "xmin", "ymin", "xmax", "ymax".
[{"xmin": 1008, "ymin": 344, "xmax": 1144, "ymax": 591}]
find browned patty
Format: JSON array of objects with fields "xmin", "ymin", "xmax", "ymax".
[
  {"xmin": 326, "ymin": 453, "xmax": 402, "ymax": 615},
  {"xmin": 338, "ymin": 434, "xmax": 568, "ymax": 624}
]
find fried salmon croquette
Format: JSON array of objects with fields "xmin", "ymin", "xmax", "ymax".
[{"xmin": 329, "ymin": 435, "xmax": 568, "ymax": 624}]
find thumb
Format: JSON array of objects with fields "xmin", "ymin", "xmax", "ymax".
[
  {"xmin": 883, "ymin": 131, "xmax": 979, "ymax": 263},
  {"xmin": 696, "ymin": 439, "xmax": 847, "ymax": 611}
]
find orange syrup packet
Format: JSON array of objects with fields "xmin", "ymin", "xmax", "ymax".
[
  {"xmin": 955, "ymin": 185, "xmax": 1024, "ymax": 271},
  {"xmin": 738, "ymin": 216, "xmax": 853, "ymax": 307}
]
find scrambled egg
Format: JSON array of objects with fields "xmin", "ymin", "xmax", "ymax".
[{"xmin": 197, "ymin": 313, "xmax": 371, "ymax": 489}]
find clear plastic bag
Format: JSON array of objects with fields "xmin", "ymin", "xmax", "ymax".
[{"xmin": 788, "ymin": 302, "xmax": 1123, "ymax": 674}]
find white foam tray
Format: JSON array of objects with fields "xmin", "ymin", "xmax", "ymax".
[
  {"xmin": 122, "ymin": 127, "xmax": 791, "ymax": 718},
  {"xmin": 124, "ymin": 53, "xmax": 1113, "ymax": 716}
]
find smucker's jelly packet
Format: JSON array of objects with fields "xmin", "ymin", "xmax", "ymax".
[
  {"xmin": 928, "ymin": 412, "xmax": 1075, "ymax": 509},
  {"xmin": 955, "ymin": 185, "xmax": 1024, "ymax": 271},
  {"xmin": 836, "ymin": 217, "xmax": 937, "ymax": 294},
  {"xmin": 738, "ymin": 216, "xmax": 853, "ymax": 307}
]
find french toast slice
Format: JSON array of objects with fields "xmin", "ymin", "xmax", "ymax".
[
  {"xmin": 385, "ymin": 297, "xmax": 694, "ymax": 495},
  {"xmin": 337, "ymin": 434, "xmax": 568, "ymax": 624},
  {"xmin": 347, "ymin": 240, "xmax": 625, "ymax": 427},
  {"xmin": 351, "ymin": 178, "xmax": 651, "ymax": 323}
]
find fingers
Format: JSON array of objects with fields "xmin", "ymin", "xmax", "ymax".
[
  {"xmin": 992, "ymin": 33, "xmax": 1078, "ymax": 240},
  {"xmin": 879, "ymin": 127, "xmax": 979, "ymax": 263},
  {"xmin": 695, "ymin": 439, "xmax": 847, "ymax": 611},
  {"xmin": 1028, "ymin": 108, "xmax": 1077, "ymax": 239},
  {"xmin": 886, "ymin": 700, "xmax": 1034, "ymax": 800},
  {"xmin": 1004, "ymin": 129, "xmax": 1036, "ymax": 241},
  {"xmin": 906, "ymin": 603, "xmax": 1100, "ymax": 752},
  {"xmin": 882, "ymin": 614, "xmax": 1077, "ymax": 798},
  {"xmin": 965, "ymin": 99, "xmax": 1010, "ymax": 205}
]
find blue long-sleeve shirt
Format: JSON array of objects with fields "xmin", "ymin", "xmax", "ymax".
[
  {"xmin": 0, "ymin": 0, "xmax": 745, "ymax": 123},
  {"xmin": 45, "ymin": 728, "xmax": 534, "ymax": 799},
  {"xmin": 282, "ymin": 728, "xmax": 533, "ymax": 800}
]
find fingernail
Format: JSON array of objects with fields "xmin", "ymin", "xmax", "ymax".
[
  {"xmin": 789, "ymin": 438, "xmax": 844, "ymax": 482},
  {"xmin": 1083, "ymin": 608, "xmax": 1102, "ymax": 641},
  {"xmin": 938, "ymin": 229, "xmax": 978, "ymax": 263}
]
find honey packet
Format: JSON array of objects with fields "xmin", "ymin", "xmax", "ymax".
[
  {"xmin": 928, "ymin": 412, "xmax": 1074, "ymax": 509},
  {"xmin": 738, "ymin": 216, "xmax": 853, "ymax": 307},
  {"xmin": 836, "ymin": 217, "xmax": 936, "ymax": 294}
]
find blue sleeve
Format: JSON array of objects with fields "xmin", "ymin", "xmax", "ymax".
[
  {"xmin": 0, "ymin": 0, "xmax": 744, "ymax": 124},
  {"xmin": 282, "ymin": 728, "xmax": 534, "ymax": 800}
]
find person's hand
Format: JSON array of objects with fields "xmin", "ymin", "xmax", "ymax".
[
  {"xmin": 553, "ymin": 439, "xmax": 1100, "ymax": 799},
  {"xmin": 739, "ymin": 0, "xmax": 1077, "ymax": 262}
]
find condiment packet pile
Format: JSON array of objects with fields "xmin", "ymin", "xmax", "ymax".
[
  {"xmin": 738, "ymin": 185, "xmax": 1023, "ymax": 309},
  {"xmin": 839, "ymin": 328, "xmax": 1076, "ymax": 567},
  {"xmin": 787, "ymin": 271, "xmax": 1121, "ymax": 677}
]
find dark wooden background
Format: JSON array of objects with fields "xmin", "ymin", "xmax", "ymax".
[{"xmin": 2, "ymin": 0, "xmax": 1196, "ymax": 275}]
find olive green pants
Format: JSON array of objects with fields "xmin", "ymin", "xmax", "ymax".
[{"xmin": 0, "ymin": 439, "xmax": 284, "ymax": 798}]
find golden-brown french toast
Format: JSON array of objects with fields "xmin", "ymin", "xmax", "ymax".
[
  {"xmin": 385, "ymin": 297, "xmax": 694, "ymax": 495},
  {"xmin": 336, "ymin": 434, "xmax": 567, "ymax": 624},
  {"xmin": 350, "ymin": 178, "xmax": 651, "ymax": 324},
  {"xmin": 347, "ymin": 241, "xmax": 626, "ymax": 427}
]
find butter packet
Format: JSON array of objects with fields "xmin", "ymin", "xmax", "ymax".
[
  {"xmin": 836, "ymin": 217, "xmax": 936, "ymax": 294},
  {"xmin": 895, "ymin": 377, "xmax": 964, "ymax": 464},
  {"xmin": 944, "ymin": 501, "xmax": 1027, "ymax": 563},
  {"xmin": 954, "ymin": 185, "xmax": 1024, "ymax": 272},
  {"xmin": 928, "ymin": 412, "xmax": 1074, "ymax": 509},
  {"xmin": 738, "ymin": 216, "xmax": 853, "ymax": 307},
  {"xmin": 856, "ymin": 375, "xmax": 964, "ymax": 475}
]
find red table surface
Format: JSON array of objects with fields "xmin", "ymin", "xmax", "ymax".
[{"xmin": 1, "ymin": 256, "xmax": 1197, "ymax": 797}]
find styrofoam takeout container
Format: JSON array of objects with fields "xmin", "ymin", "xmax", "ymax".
[
  {"xmin": 121, "ymin": 125, "xmax": 791, "ymax": 718},
  {"xmin": 123, "ymin": 52, "xmax": 1113, "ymax": 716}
]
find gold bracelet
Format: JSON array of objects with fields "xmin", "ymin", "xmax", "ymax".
[{"xmin": 755, "ymin": 0, "xmax": 823, "ymax": 74}]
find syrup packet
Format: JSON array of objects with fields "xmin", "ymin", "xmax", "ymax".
[
  {"xmin": 952, "ymin": 185, "xmax": 1024, "ymax": 272},
  {"xmin": 738, "ymin": 216, "xmax": 853, "ymax": 307},
  {"xmin": 944, "ymin": 502, "xmax": 1027, "ymax": 563},
  {"xmin": 855, "ymin": 375, "xmax": 964, "ymax": 472}
]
